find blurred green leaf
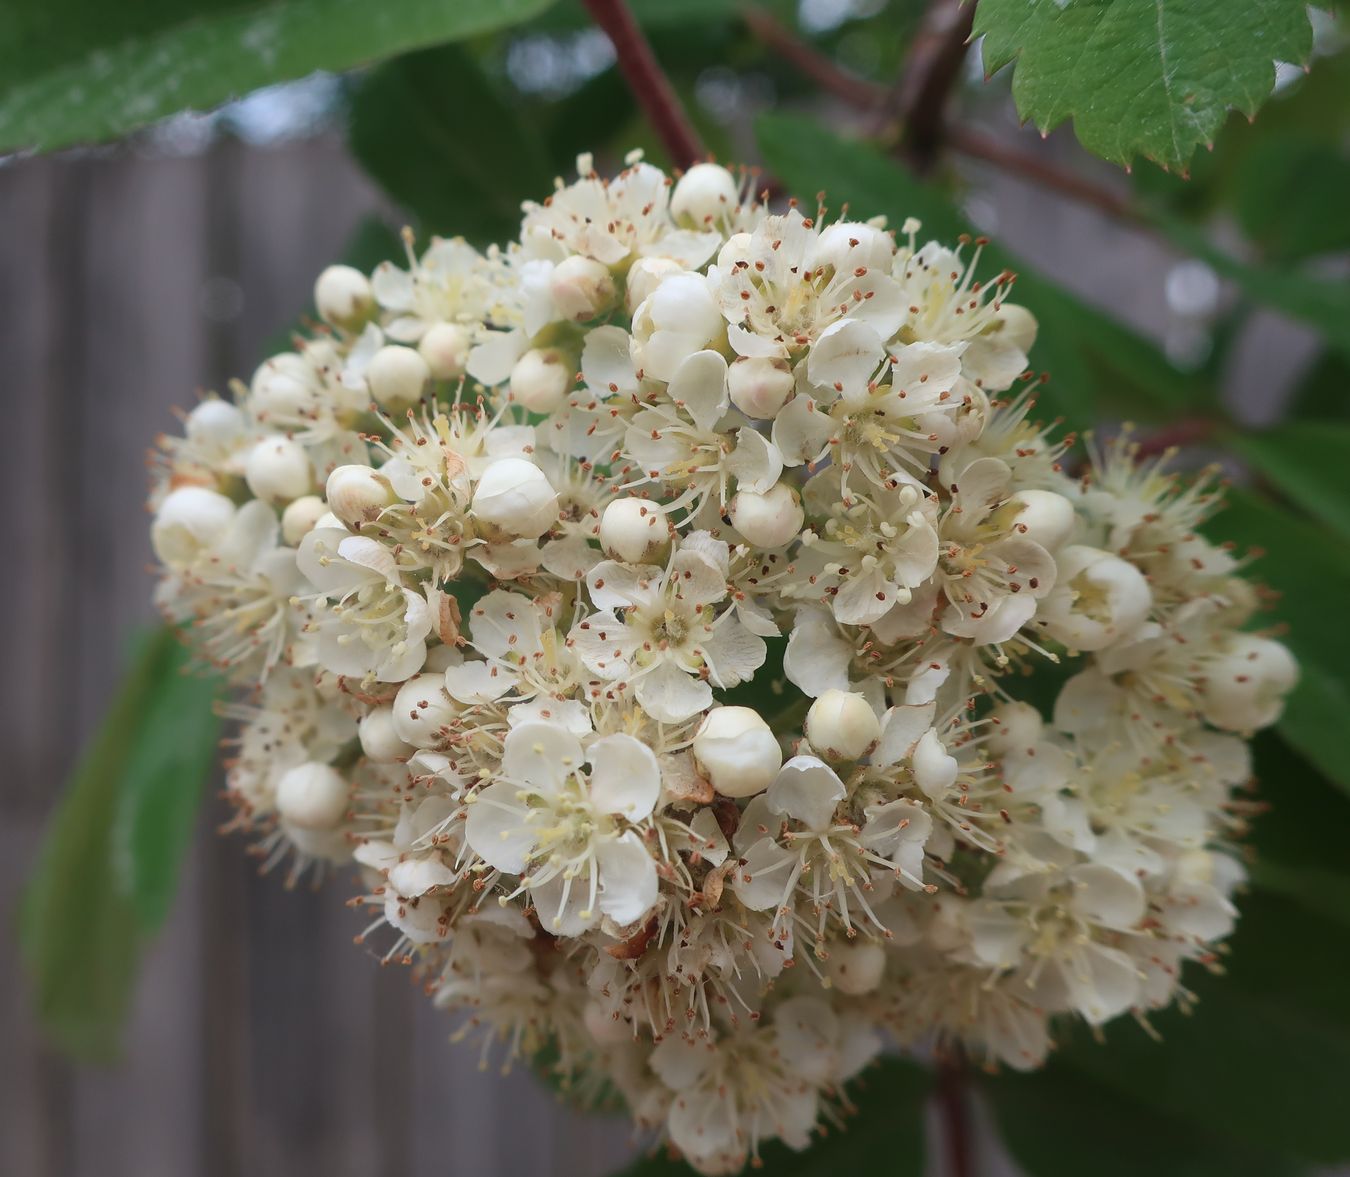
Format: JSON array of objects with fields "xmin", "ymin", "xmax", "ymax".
[
  {"xmin": 987, "ymin": 1063, "xmax": 1303, "ymax": 1176},
  {"xmin": 1048, "ymin": 890, "xmax": 1350, "ymax": 1166},
  {"xmin": 974, "ymin": 0, "xmax": 1313, "ymax": 173},
  {"xmin": 613, "ymin": 1057, "xmax": 930, "ymax": 1175},
  {"xmin": 18, "ymin": 628, "xmax": 221, "ymax": 1060},
  {"xmin": 1228, "ymin": 422, "xmax": 1350, "ymax": 544},
  {"xmin": 755, "ymin": 114, "xmax": 1211, "ymax": 430},
  {"xmin": 1230, "ymin": 137, "xmax": 1350, "ymax": 264},
  {"xmin": 1215, "ymin": 488, "xmax": 1350, "ymax": 796},
  {"xmin": 1159, "ymin": 216, "xmax": 1350, "ymax": 361},
  {"xmin": 348, "ymin": 44, "xmax": 554, "ymax": 245},
  {"xmin": 0, "ymin": 0, "xmax": 556, "ymax": 154},
  {"xmin": 1286, "ymin": 349, "xmax": 1350, "ymax": 422}
]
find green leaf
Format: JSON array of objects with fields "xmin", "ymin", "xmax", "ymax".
[
  {"xmin": 18, "ymin": 628, "xmax": 221, "ymax": 1059},
  {"xmin": 348, "ymin": 44, "xmax": 554, "ymax": 245},
  {"xmin": 1048, "ymin": 891, "xmax": 1350, "ymax": 1166},
  {"xmin": 0, "ymin": 0, "xmax": 557, "ymax": 154},
  {"xmin": 974, "ymin": 0, "xmax": 1314, "ymax": 173},
  {"xmin": 1213, "ymin": 488, "xmax": 1350, "ymax": 796},
  {"xmin": 1228, "ymin": 422, "xmax": 1350, "ymax": 545},
  {"xmin": 1230, "ymin": 136, "xmax": 1350, "ymax": 264},
  {"xmin": 1158, "ymin": 216, "xmax": 1350, "ymax": 362},
  {"xmin": 755, "ymin": 114, "xmax": 1211, "ymax": 430},
  {"xmin": 1286, "ymin": 349, "xmax": 1350, "ymax": 423},
  {"xmin": 987, "ymin": 1063, "xmax": 1303, "ymax": 1176},
  {"xmin": 612, "ymin": 1057, "xmax": 930, "ymax": 1175}
]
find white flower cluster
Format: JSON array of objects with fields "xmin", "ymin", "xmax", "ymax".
[{"xmin": 149, "ymin": 153, "xmax": 1296, "ymax": 1173}]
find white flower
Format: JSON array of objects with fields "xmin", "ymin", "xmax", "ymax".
[
  {"xmin": 1034, "ymin": 544, "xmax": 1151, "ymax": 652},
  {"xmin": 572, "ymin": 539, "xmax": 766, "ymax": 723},
  {"xmin": 463, "ymin": 723, "xmax": 661, "ymax": 933}
]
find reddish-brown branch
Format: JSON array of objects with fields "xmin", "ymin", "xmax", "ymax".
[
  {"xmin": 949, "ymin": 125, "xmax": 1140, "ymax": 224},
  {"xmin": 890, "ymin": 0, "xmax": 976, "ymax": 171},
  {"xmin": 936, "ymin": 1053, "xmax": 975, "ymax": 1177},
  {"xmin": 740, "ymin": 4, "xmax": 889, "ymax": 109},
  {"xmin": 1132, "ymin": 417, "xmax": 1218, "ymax": 459},
  {"xmin": 581, "ymin": 0, "xmax": 705, "ymax": 170}
]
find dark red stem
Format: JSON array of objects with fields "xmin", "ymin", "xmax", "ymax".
[
  {"xmin": 891, "ymin": 0, "xmax": 976, "ymax": 171},
  {"xmin": 936, "ymin": 1054, "xmax": 975, "ymax": 1177},
  {"xmin": 581, "ymin": 0, "xmax": 706, "ymax": 170}
]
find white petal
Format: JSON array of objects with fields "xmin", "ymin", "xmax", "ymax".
[
  {"xmin": 463, "ymin": 781, "xmax": 536, "ymax": 873},
  {"xmin": 581, "ymin": 324, "xmax": 638, "ymax": 396},
  {"xmin": 500, "ymin": 722, "xmax": 583, "ymax": 796},
  {"xmin": 725, "ymin": 427, "xmax": 783, "ymax": 494},
  {"xmin": 768, "ymin": 755, "xmax": 846, "ymax": 830},
  {"xmin": 634, "ymin": 660, "xmax": 713, "ymax": 724},
  {"xmin": 731, "ymin": 836, "xmax": 796, "ymax": 911},
  {"xmin": 668, "ymin": 349, "xmax": 729, "ymax": 433},
  {"xmin": 596, "ymin": 832, "xmax": 659, "ymax": 925},
  {"xmin": 698, "ymin": 617, "xmax": 768, "ymax": 688},
  {"xmin": 443, "ymin": 660, "xmax": 513, "ymax": 704},
  {"xmin": 807, "ymin": 319, "xmax": 885, "ymax": 396},
  {"xmin": 588, "ymin": 735, "xmax": 661, "ymax": 820}
]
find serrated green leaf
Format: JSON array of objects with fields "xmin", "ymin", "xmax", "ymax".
[
  {"xmin": 975, "ymin": 0, "xmax": 1314, "ymax": 173},
  {"xmin": 1213, "ymin": 488, "xmax": 1350, "ymax": 796},
  {"xmin": 755, "ymin": 114, "xmax": 1211, "ymax": 431},
  {"xmin": 348, "ymin": 44, "xmax": 554, "ymax": 245},
  {"xmin": 612, "ymin": 1057, "xmax": 930, "ymax": 1175},
  {"xmin": 18, "ymin": 628, "xmax": 220, "ymax": 1060},
  {"xmin": 0, "ymin": 0, "xmax": 556, "ymax": 154},
  {"xmin": 1228, "ymin": 422, "xmax": 1350, "ymax": 545}
]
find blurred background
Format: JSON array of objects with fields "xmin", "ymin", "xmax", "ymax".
[{"xmin": 2, "ymin": 1, "xmax": 1347, "ymax": 1175}]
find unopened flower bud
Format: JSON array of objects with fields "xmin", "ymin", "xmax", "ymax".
[
  {"xmin": 728, "ymin": 483, "xmax": 803, "ymax": 549},
  {"xmin": 151, "ymin": 486, "xmax": 235, "ymax": 568},
  {"xmin": 392, "ymin": 673, "xmax": 461, "ymax": 747},
  {"xmin": 250, "ymin": 352, "xmax": 312, "ymax": 419},
  {"xmin": 314, "ymin": 264, "xmax": 374, "ymax": 330},
  {"xmin": 471, "ymin": 458, "xmax": 559, "ymax": 539},
  {"xmin": 806, "ymin": 690, "xmax": 880, "ymax": 760},
  {"xmin": 549, "ymin": 255, "xmax": 616, "ymax": 322},
  {"xmin": 244, "ymin": 436, "xmax": 312, "ymax": 504},
  {"xmin": 1201, "ymin": 635, "xmax": 1298, "ymax": 732},
  {"xmin": 366, "ymin": 344, "xmax": 430, "ymax": 410},
  {"xmin": 808, "ymin": 221, "xmax": 895, "ymax": 273},
  {"xmin": 692, "ymin": 706, "xmax": 782, "ymax": 798},
  {"xmin": 418, "ymin": 321, "xmax": 472, "ymax": 380},
  {"xmin": 600, "ymin": 498, "xmax": 669, "ymax": 564},
  {"xmin": 276, "ymin": 762, "xmax": 349, "ymax": 831},
  {"xmin": 325, "ymin": 464, "xmax": 397, "ymax": 527},
  {"xmin": 625, "ymin": 257, "xmax": 684, "ymax": 313},
  {"xmin": 827, "ymin": 939, "xmax": 886, "ymax": 995},
  {"xmin": 671, "ymin": 162, "xmax": 738, "ymax": 227},
  {"xmin": 728, "ymin": 356, "xmax": 794, "ymax": 419},
  {"xmin": 185, "ymin": 398, "xmax": 246, "ymax": 454},
  {"xmin": 281, "ymin": 494, "xmax": 327, "ymax": 544},
  {"xmin": 509, "ymin": 348, "xmax": 572, "ymax": 413},
  {"xmin": 985, "ymin": 701, "xmax": 1043, "ymax": 755},
  {"xmin": 1009, "ymin": 488, "xmax": 1076, "ymax": 552},
  {"xmin": 359, "ymin": 705, "xmax": 414, "ymax": 762},
  {"xmin": 1037, "ymin": 545, "xmax": 1151, "ymax": 652}
]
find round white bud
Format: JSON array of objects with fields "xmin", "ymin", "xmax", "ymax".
[
  {"xmin": 471, "ymin": 458, "xmax": 559, "ymax": 539},
  {"xmin": 509, "ymin": 348, "xmax": 572, "ymax": 414},
  {"xmin": 728, "ymin": 483, "xmax": 803, "ymax": 549},
  {"xmin": 671, "ymin": 162, "xmax": 738, "ymax": 227},
  {"xmin": 244, "ymin": 436, "xmax": 312, "ymax": 504},
  {"xmin": 727, "ymin": 356, "xmax": 794, "ymax": 419},
  {"xmin": 417, "ymin": 321, "xmax": 472, "ymax": 380},
  {"xmin": 1010, "ymin": 489, "xmax": 1077, "ymax": 552},
  {"xmin": 599, "ymin": 498, "xmax": 669, "ymax": 564},
  {"xmin": 275, "ymin": 762, "xmax": 349, "ymax": 831},
  {"xmin": 366, "ymin": 344, "xmax": 430, "ymax": 410},
  {"xmin": 151, "ymin": 486, "xmax": 235, "ymax": 568},
  {"xmin": 392, "ymin": 673, "xmax": 461, "ymax": 748},
  {"xmin": 805, "ymin": 690, "xmax": 880, "ymax": 760},
  {"xmin": 1201, "ymin": 635, "xmax": 1298, "ymax": 732},
  {"xmin": 549, "ymin": 255, "xmax": 616, "ymax": 322},
  {"xmin": 985, "ymin": 701, "xmax": 1044, "ymax": 755},
  {"xmin": 826, "ymin": 940, "xmax": 887, "ymax": 995},
  {"xmin": 280, "ymin": 494, "xmax": 327, "ymax": 545},
  {"xmin": 250, "ymin": 352, "xmax": 312, "ymax": 419},
  {"xmin": 314, "ymin": 264, "xmax": 373, "ymax": 330},
  {"xmin": 325, "ymin": 464, "xmax": 397, "ymax": 527},
  {"xmin": 1037, "ymin": 545, "xmax": 1152, "ymax": 652},
  {"xmin": 625, "ymin": 257, "xmax": 685, "ymax": 313},
  {"xmin": 358, "ymin": 705, "xmax": 414, "ymax": 763},
  {"xmin": 692, "ymin": 707, "xmax": 782, "ymax": 799},
  {"xmin": 995, "ymin": 302, "xmax": 1038, "ymax": 353},
  {"xmin": 185, "ymin": 399, "xmax": 246, "ymax": 453}
]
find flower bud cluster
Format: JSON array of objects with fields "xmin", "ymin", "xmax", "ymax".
[{"xmin": 149, "ymin": 154, "xmax": 1295, "ymax": 1173}]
